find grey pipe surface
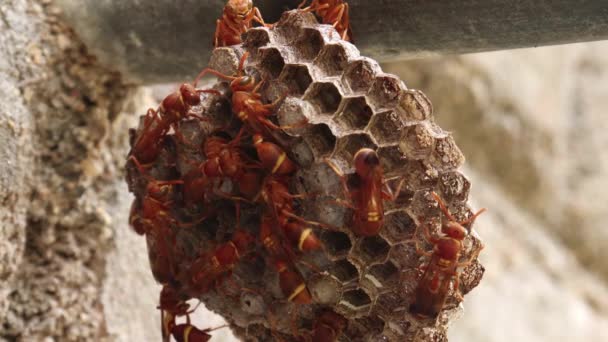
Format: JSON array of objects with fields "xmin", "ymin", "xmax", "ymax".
[{"xmin": 56, "ymin": 0, "xmax": 608, "ymax": 84}]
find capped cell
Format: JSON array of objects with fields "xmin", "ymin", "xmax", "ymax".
[
  {"xmin": 341, "ymin": 57, "xmax": 382, "ymax": 94},
  {"xmin": 399, "ymin": 122, "xmax": 436, "ymax": 160},
  {"xmin": 381, "ymin": 210, "xmax": 416, "ymax": 244},
  {"xmin": 308, "ymin": 273, "xmax": 342, "ymax": 305},
  {"xmin": 367, "ymin": 74, "xmax": 406, "ymax": 111},
  {"xmin": 438, "ymin": 171, "xmax": 471, "ymax": 203},
  {"xmin": 276, "ymin": 96, "xmax": 315, "ymax": 135},
  {"xmin": 396, "ymin": 89, "xmax": 433, "ymax": 122},
  {"xmin": 368, "ymin": 110, "xmax": 405, "ymax": 145},
  {"xmin": 429, "ymin": 135, "xmax": 465, "ymax": 172}
]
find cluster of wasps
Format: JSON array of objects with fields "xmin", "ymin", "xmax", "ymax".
[{"xmin": 126, "ymin": 1, "xmax": 485, "ymax": 341}]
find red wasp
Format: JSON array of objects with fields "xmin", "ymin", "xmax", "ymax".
[
  {"xmin": 214, "ymin": 0, "xmax": 267, "ymax": 47},
  {"xmin": 275, "ymin": 260, "xmax": 313, "ymax": 304},
  {"xmin": 254, "ymin": 176, "xmax": 294, "ymax": 214},
  {"xmin": 202, "ymin": 134, "xmax": 248, "ymax": 179},
  {"xmin": 253, "ymin": 133, "xmax": 296, "ymax": 176},
  {"xmin": 129, "ymin": 84, "xmax": 204, "ymax": 165},
  {"xmin": 281, "ymin": 219, "xmax": 322, "ymax": 253},
  {"xmin": 253, "ymin": 175, "xmax": 327, "ymax": 255},
  {"xmin": 299, "ymin": 0, "xmax": 353, "ymax": 41},
  {"xmin": 329, "ymin": 148, "xmax": 403, "ymax": 237},
  {"xmin": 127, "ymin": 156, "xmax": 183, "ymax": 236},
  {"xmin": 410, "ymin": 192, "xmax": 486, "ymax": 318},
  {"xmin": 259, "ymin": 215, "xmax": 313, "ymax": 304},
  {"xmin": 181, "ymin": 166, "xmax": 211, "ymax": 209},
  {"xmin": 194, "ymin": 52, "xmax": 289, "ymax": 136},
  {"xmin": 179, "ymin": 132, "xmax": 260, "ymax": 212},
  {"xmin": 260, "ymin": 213, "xmax": 321, "ymax": 255},
  {"xmin": 187, "ymin": 230, "xmax": 255, "ymax": 294},
  {"xmin": 146, "ymin": 225, "xmax": 181, "ymax": 286},
  {"xmin": 159, "ymin": 285, "xmax": 225, "ymax": 342}
]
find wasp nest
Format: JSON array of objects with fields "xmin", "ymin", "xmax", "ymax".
[{"xmin": 126, "ymin": 10, "xmax": 484, "ymax": 342}]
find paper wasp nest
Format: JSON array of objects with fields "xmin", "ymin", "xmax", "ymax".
[{"xmin": 127, "ymin": 10, "xmax": 484, "ymax": 342}]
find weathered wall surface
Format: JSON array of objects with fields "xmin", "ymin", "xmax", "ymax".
[{"xmin": 0, "ymin": 1, "xmax": 157, "ymax": 340}]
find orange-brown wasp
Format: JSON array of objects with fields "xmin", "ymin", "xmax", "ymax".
[
  {"xmin": 159, "ymin": 285, "xmax": 226, "ymax": 342},
  {"xmin": 194, "ymin": 52, "xmax": 287, "ymax": 136},
  {"xmin": 299, "ymin": 0, "xmax": 353, "ymax": 41},
  {"xmin": 328, "ymin": 148, "xmax": 403, "ymax": 236},
  {"xmin": 260, "ymin": 213, "xmax": 321, "ymax": 255},
  {"xmin": 276, "ymin": 260, "xmax": 313, "ymax": 304},
  {"xmin": 214, "ymin": 0, "xmax": 267, "ymax": 47},
  {"xmin": 127, "ymin": 156, "xmax": 183, "ymax": 236},
  {"xmin": 130, "ymin": 84, "xmax": 203, "ymax": 165},
  {"xmin": 253, "ymin": 133, "xmax": 296, "ymax": 176},
  {"xmin": 410, "ymin": 192, "xmax": 485, "ymax": 318},
  {"xmin": 187, "ymin": 230, "xmax": 254, "ymax": 293}
]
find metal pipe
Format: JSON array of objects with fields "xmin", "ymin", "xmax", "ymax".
[{"xmin": 56, "ymin": 0, "xmax": 608, "ymax": 84}]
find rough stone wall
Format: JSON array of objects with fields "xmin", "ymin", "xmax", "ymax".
[{"xmin": 0, "ymin": 1, "xmax": 157, "ymax": 341}]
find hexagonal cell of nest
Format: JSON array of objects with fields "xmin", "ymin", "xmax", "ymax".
[
  {"xmin": 313, "ymin": 42, "xmax": 358, "ymax": 78},
  {"xmin": 377, "ymin": 144, "xmax": 409, "ymax": 176},
  {"xmin": 329, "ymin": 258, "xmax": 359, "ymax": 283},
  {"xmin": 126, "ymin": 9, "xmax": 485, "ymax": 342},
  {"xmin": 396, "ymin": 89, "xmax": 434, "ymax": 122},
  {"xmin": 319, "ymin": 230, "xmax": 353, "ymax": 259},
  {"xmin": 438, "ymin": 171, "xmax": 471, "ymax": 203},
  {"xmin": 302, "ymin": 124, "xmax": 336, "ymax": 161},
  {"xmin": 352, "ymin": 314, "xmax": 387, "ymax": 339},
  {"xmin": 338, "ymin": 288, "xmax": 372, "ymax": 317},
  {"xmin": 278, "ymin": 64, "xmax": 313, "ymax": 96},
  {"xmin": 258, "ymin": 47, "xmax": 286, "ymax": 78},
  {"xmin": 333, "ymin": 96, "xmax": 374, "ymax": 131},
  {"xmin": 381, "ymin": 210, "xmax": 417, "ymax": 245},
  {"xmin": 303, "ymin": 81, "xmax": 343, "ymax": 117},
  {"xmin": 292, "ymin": 27, "xmax": 325, "ymax": 62},
  {"xmin": 355, "ymin": 235, "xmax": 391, "ymax": 265},
  {"xmin": 367, "ymin": 73, "xmax": 406, "ymax": 111},
  {"xmin": 341, "ymin": 57, "xmax": 382, "ymax": 94},
  {"xmin": 308, "ymin": 273, "xmax": 342, "ymax": 305},
  {"xmin": 242, "ymin": 27, "xmax": 272, "ymax": 51},
  {"xmin": 365, "ymin": 261, "xmax": 400, "ymax": 291},
  {"xmin": 430, "ymin": 135, "xmax": 465, "ymax": 172},
  {"xmin": 333, "ymin": 133, "xmax": 377, "ymax": 169},
  {"xmin": 369, "ymin": 110, "xmax": 405, "ymax": 145}
]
